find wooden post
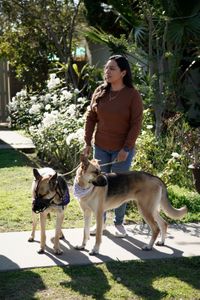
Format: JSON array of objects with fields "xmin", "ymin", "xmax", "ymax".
[{"xmin": 0, "ymin": 59, "xmax": 10, "ymax": 122}]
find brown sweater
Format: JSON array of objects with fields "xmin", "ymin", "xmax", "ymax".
[{"xmin": 84, "ymin": 86, "xmax": 143, "ymax": 151}]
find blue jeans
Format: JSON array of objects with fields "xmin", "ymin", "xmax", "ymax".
[{"xmin": 94, "ymin": 145, "xmax": 135, "ymax": 225}]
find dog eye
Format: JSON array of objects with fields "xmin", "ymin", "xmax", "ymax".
[{"xmin": 93, "ymin": 170, "xmax": 100, "ymax": 175}]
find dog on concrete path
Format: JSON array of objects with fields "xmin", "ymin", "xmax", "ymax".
[
  {"xmin": 28, "ymin": 167, "xmax": 70, "ymax": 255},
  {"xmin": 73, "ymin": 155, "xmax": 187, "ymax": 255}
]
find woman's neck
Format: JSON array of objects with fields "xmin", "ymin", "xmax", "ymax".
[{"xmin": 110, "ymin": 82, "xmax": 125, "ymax": 91}]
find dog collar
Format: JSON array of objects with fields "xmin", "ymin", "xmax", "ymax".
[{"xmin": 73, "ymin": 179, "xmax": 94, "ymax": 200}]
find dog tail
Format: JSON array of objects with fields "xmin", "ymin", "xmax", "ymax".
[{"xmin": 161, "ymin": 185, "xmax": 188, "ymax": 219}]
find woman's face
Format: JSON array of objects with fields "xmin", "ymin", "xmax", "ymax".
[{"xmin": 104, "ymin": 59, "xmax": 126, "ymax": 84}]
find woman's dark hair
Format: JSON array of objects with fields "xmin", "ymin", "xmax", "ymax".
[
  {"xmin": 92, "ymin": 55, "xmax": 133, "ymax": 103},
  {"xmin": 108, "ymin": 55, "xmax": 133, "ymax": 88}
]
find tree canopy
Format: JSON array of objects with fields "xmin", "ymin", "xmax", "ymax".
[{"xmin": 0, "ymin": 0, "xmax": 84, "ymax": 90}]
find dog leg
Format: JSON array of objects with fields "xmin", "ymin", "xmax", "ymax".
[
  {"xmin": 38, "ymin": 212, "xmax": 47, "ymax": 254},
  {"xmin": 143, "ymin": 217, "xmax": 160, "ymax": 250},
  {"xmin": 89, "ymin": 199, "xmax": 105, "ymax": 256},
  {"xmin": 75, "ymin": 208, "xmax": 92, "ymax": 250},
  {"xmin": 89, "ymin": 214, "xmax": 103, "ymax": 255},
  {"xmin": 138, "ymin": 204, "xmax": 160, "ymax": 250},
  {"xmin": 53, "ymin": 210, "xmax": 64, "ymax": 255},
  {"xmin": 28, "ymin": 211, "xmax": 37, "ymax": 242},
  {"xmin": 154, "ymin": 213, "xmax": 168, "ymax": 246},
  {"xmin": 59, "ymin": 230, "xmax": 65, "ymax": 240}
]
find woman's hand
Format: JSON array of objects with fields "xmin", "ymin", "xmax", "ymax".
[
  {"xmin": 116, "ymin": 149, "xmax": 129, "ymax": 162},
  {"xmin": 83, "ymin": 145, "xmax": 91, "ymax": 157}
]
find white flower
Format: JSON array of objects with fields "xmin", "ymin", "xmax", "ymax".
[
  {"xmin": 61, "ymin": 90, "xmax": 73, "ymax": 100},
  {"xmin": 16, "ymin": 89, "xmax": 27, "ymax": 98},
  {"xmin": 63, "ymin": 128, "xmax": 69, "ymax": 134},
  {"xmin": 66, "ymin": 133, "xmax": 75, "ymax": 145},
  {"xmin": 44, "ymin": 93, "xmax": 51, "ymax": 102},
  {"xmin": 39, "ymin": 95, "xmax": 45, "ymax": 102},
  {"xmin": 29, "ymin": 126, "xmax": 38, "ymax": 134},
  {"xmin": 50, "ymin": 73, "xmax": 56, "ymax": 80},
  {"xmin": 146, "ymin": 125, "xmax": 153, "ymax": 129},
  {"xmin": 9, "ymin": 99, "xmax": 17, "ymax": 110},
  {"xmin": 42, "ymin": 111, "xmax": 59, "ymax": 128},
  {"xmin": 30, "ymin": 96, "xmax": 37, "ymax": 103},
  {"xmin": 77, "ymin": 97, "xmax": 86, "ymax": 103},
  {"xmin": 20, "ymin": 89, "xmax": 27, "ymax": 97},
  {"xmin": 188, "ymin": 164, "xmax": 195, "ymax": 169},
  {"xmin": 66, "ymin": 104, "xmax": 76, "ymax": 117},
  {"xmin": 29, "ymin": 104, "xmax": 41, "ymax": 114},
  {"xmin": 171, "ymin": 152, "xmax": 180, "ymax": 158},
  {"xmin": 66, "ymin": 128, "xmax": 84, "ymax": 145},
  {"xmin": 76, "ymin": 128, "xmax": 84, "ymax": 140},
  {"xmin": 45, "ymin": 104, "xmax": 51, "ymax": 111},
  {"xmin": 74, "ymin": 88, "xmax": 80, "ymax": 94},
  {"xmin": 47, "ymin": 74, "xmax": 60, "ymax": 90},
  {"xmin": 52, "ymin": 94, "xmax": 58, "ymax": 105}
]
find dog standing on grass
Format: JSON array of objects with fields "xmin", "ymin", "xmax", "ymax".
[
  {"xmin": 28, "ymin": 167, "xmax": 70, "ymax": 255},
  {"xmin": 73, "ymin": 155, "xmax": 188, "ymax": 255}
]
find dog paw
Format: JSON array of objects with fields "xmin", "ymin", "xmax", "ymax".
[
  {"xmin": 37, "ymin": 249, "xmax": 45, "ymax": 254},
  {"xmin": 156, "ymin": 241, "xmax": 165, "ymax": 246},
  {"xmin": 28, "ymin": 237, "xmax": 34, "ymax": 242},
  {"xmin": 59, "ymin": 234, "xmax": 65, "ymax": 240},
  {"xmin": 89, "ymin": 248, "xmax": 99, "ymax": 255},
  {"xmin": 142, "ymin": 245, "xmax": 152, "ymax": 251},
  {"xmin": 74, "ymin": 245, "xmax": 85, "ymax": 250},
  {"xmin": 54, "ymin": 249, "xmax": 63, "ymax": 255}
]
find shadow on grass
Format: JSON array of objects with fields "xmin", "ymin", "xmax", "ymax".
[
  {"xmin": 0, "ymin": 257, "xmax": 46, "ymax": 300},
  {"xmin": 105, "ymin": 256, "xmax": 200, "ymax": 299},
  {"xmin": 0, "ymin": 149, "xmax": 38, "ymax": 168},
  {"xmin": 0, "ymin": 255, "xmax": 199, "ymax": 299},
  {"xmin": 43, "ymin": 239, "xmax": 111, "ymax": 300}
]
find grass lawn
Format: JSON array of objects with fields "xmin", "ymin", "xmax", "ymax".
[{"xmin": 0, "ymin": 149, "xmax": 200, "ymax": 299}]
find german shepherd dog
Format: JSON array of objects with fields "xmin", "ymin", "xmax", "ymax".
[
  {"xmin": 74, "ymin": 155, "xmax": 187, "ymax": 255},
  {"xmin": 28, "ymin": 168, "xmax": 70, "ymax": 254}
]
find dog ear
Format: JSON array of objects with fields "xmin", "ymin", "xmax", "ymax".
[
  {"xmin": 80, "ymin": 154, "xmax": 89, "ymax": 170},
  {"xmin": 92, "ymin": 175, "xmax": 107, "ymax": 186},
  {"xmin": 33, "ymin": 168, "xmax": 41, "ymax": 180},
  {"xmin": 49, "ymin": 172, "xmax": 58, "ymax": 189}
]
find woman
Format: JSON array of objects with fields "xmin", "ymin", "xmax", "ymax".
[{"xmin": 83, "ymin": 54, "xmax": 143, "ymax": 237}]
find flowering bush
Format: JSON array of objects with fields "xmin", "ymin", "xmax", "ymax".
[
  {"xmin": 8, "ymin": 74, "xmax": 88, "ymax": 171},
  {"xmin": 133, "ymin": 109, "xmax": 194, "ymax": 189}
]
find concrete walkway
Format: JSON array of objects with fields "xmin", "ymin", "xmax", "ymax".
[
  {"xmin": 0, "ymin": 223, "xmax": 199, "ymax": 271},
  {"xmin": 0, "ymin": 129, "xmax": 35, "ymax": 152}
]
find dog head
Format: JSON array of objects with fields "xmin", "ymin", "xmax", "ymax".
[
  {"xmin": 77, "ymin": 154, "xmax": 101, "ymax": 183},
  {"xmin": 32, "ymin": 168, "xmax": 58, "ymax": 213}
]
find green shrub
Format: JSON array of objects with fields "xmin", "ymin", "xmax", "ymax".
[{"xmin": 133, "ymin": 109, "xmax": 195, "ymax": 190}]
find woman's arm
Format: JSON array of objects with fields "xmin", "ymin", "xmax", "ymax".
[{"xmin": 123, "ymin": 89, "xmax": 143, "ymax": 149}]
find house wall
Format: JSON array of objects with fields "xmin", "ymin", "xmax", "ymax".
[{"xmin": 87, "ymin": 42, "xmax": 110, "ymax": 67}]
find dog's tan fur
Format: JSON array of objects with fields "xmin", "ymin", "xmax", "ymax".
[
  {"xmin": 74, "ymin": 155, "xmax": 188, "ymax": 255},
  {"xmin": 28, "ymin": 168, "xmax": 66, "ymax": 255}
]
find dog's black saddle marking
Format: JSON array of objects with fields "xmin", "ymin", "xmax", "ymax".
[
  {"xmin": 92, "ymin": 172, "xmax": 138, "ymax": 197},
  {"xmin": 92, "ymin": 174, "xmax": 108, "ymax": 186}
]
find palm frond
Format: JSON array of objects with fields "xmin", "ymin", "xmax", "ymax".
[{"xmin": 134, "ymin": 26, "xmax": 148, "ymax": 44}]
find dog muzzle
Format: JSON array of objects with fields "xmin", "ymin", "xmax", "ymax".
[{"xmin": 32, "ymin": 197, "xmax": 52, "ymax": 213}]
